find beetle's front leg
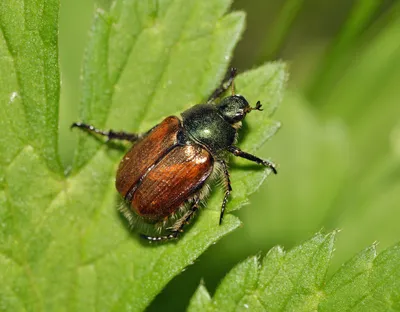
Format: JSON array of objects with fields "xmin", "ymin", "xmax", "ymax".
[
  {"xmin": 207, "ymin": 67, "xmax": 237, "ymax": 103},
  {"xmin": 71, "ymin": 122, "xmax": 145, "ymax": 142},
  {"xmin": 228, "ymin": 146, "xmax": 277, "ymax": 174}
]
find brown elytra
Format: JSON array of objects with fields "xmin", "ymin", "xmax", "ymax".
[{"xmin": 116, "ymin": 116, "xmax": 213, "ymax": 222}]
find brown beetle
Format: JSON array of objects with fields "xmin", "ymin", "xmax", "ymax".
[{"xmin": 72, "ymin": 68, "xmax": 277, "ymax": 241}]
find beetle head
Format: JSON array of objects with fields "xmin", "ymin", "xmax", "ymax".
[{"xmin": 216, "ymin": 95, "xmax": 263, "ymax": 124}]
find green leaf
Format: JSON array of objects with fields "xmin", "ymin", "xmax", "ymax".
[
  {"xmin": 187, "ymin": 283, "xmax": 212, "ymax": 312},
  {"xmin": 188, "ymin": 231, "xmax": 400, "ymax": 312},
  {"xmin": 0, "ymin": 0, "xmax": 62, "ymax": 182},
  {"xmin": 0, "ymin": 0, "xmax": 286, "ymax": 311}
]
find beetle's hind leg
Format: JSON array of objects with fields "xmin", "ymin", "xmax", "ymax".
[
  {"xmin": 218, "ymin": 160, "xmax": 232, "ymax": 225},
  {"xmin": 140, "ymin": 197, "xmax": 200, "ymax": 242},
  {"xmin": 207, "ymin": 67, "xmax": 237, "ymax": 103},
  {"xmin": 71, "ymin": 122, "xmax": 145, "ymax": 142}
]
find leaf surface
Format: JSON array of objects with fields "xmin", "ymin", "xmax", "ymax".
[{"xmin": 188, "ymin": 232, "xmax": 400, "ymax": 312}]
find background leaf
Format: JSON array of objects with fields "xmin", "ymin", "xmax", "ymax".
[
  {"xmin": 0, "ymin": 0, "xmax": 286, "ymax": 311},
  {"xmin": 0, "ymin": 0, "xmax": 61, "ymax": 181},
  {"xmin": 188, "ymin": 231, "xmax": 400, "ymax": 311}
]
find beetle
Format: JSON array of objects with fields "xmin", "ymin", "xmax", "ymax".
[{"xmin": 72, "ymin": 68, "xmax": 277, "ymax": 241}]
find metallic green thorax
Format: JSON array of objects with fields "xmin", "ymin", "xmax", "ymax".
[{"xmin": 181, "ymin": 95, "xmax": 250, "ymax": 153}]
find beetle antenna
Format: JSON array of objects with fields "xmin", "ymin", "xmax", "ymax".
[{"xmin": 251, "ymin": 101, "xmax": 263, "ymax": 111}]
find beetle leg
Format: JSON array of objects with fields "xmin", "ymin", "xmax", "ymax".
[
  {"xmin": 71, "ymin": 122, "xmax": 144, "ymax": 142},
  {"xmin": 228, "ymin": 145, "xmax": 278, "ymax": 174},
  {"xmin": 207, "ymin": 67, "xmax": 237, "ymax": 103},
  {"xmin": 140, "ymin": 197, "xmax": 200, "ymax": 242},
  {"xmin": 219, "ymin": 160, "xmax": 232, "ymax": 225},
  {"xmin": 169, "ymin": 197, "xmax": 201, "ymax": 233}
]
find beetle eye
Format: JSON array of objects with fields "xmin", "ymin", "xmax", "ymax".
[{"xmin": 235, "ymin": 110, "xmax": 244, "ymax": 118}]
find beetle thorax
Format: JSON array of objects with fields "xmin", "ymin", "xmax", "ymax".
[{"xmin": 181, "ymin": 104, "xmax": 237, "ymax": 153}]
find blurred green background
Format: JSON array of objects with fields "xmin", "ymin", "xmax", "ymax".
[{"xmin": 58, "ymin": 0, "xmax": 400, "ymax": 310}]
